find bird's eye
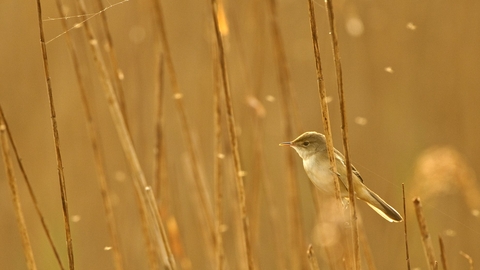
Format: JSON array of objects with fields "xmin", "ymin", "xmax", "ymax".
[{"xmin": 302, "ymin": 141, "xmax": 310, "ymax": 147}]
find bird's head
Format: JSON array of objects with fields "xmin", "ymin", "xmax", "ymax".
[{"xmin": 279, "ymin": 131, "xmax": 326, "ymax": 160}]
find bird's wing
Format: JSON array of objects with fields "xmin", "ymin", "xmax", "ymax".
[
  {"xmin": 351, "ymin": 164, "xmax": 364, "ymax": 183},
  {"xmin": 334, "ymin": 148, "xmax": 364, "ymax": 183}
]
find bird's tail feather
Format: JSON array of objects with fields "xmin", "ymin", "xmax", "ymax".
[{"xmin": 363, "ymin": 188, "xmax": 403, "ymax": 222}]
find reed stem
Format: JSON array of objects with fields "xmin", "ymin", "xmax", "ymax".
[
  {"xmin": 210, "ymin": 0, "xmax": 254, "ymax": 268},
  {"xmin": 34, "ymin": 0, "xmax": 75, "ymax": 267}
]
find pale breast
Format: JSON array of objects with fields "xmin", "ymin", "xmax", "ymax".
[{"xmin": 302, "ymin": 155, "xmax": 337, "ymax": 194}]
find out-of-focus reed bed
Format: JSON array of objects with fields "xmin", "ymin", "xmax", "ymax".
[
  {"xmin": 1, "ymin": 0, "xmax": 479, "ymax": 269},
  {"xmin": 411, "ymin": 146, "xmax": 480, "ymax": 216}
]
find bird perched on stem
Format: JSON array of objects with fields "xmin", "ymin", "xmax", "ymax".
[{"xmin": 280, "ymin": 131, "xmax": 403, "ymax": 222}]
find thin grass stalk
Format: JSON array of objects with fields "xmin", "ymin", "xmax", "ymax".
[
  {"xmin": 260, "ymin": 176, "xmax": 288, "ymax": 269},
  {"xmin": 322, "ymin": 0, "xmax": 360, "ymax": 268},
  {"xmin": 242, "ymin": 96, "xmax": 289, "ymax": 269},
  {"xmin": 265, "ymin": 1, "xmax": 307, "ymax": 268},
  {"xmin": 357, "ymin": 215, "xmax": 376, "ymax": 270},
  {"xmin": 413, "ymin": 197, "xmax": 437, "ymax": 270},
  {"xmin": 340, "ymin": 224, "xmax": 354, "ymax": 269},
  {"xmin": 212, "ymin": 42, "xmax": 226, "ymax": 270},
  {"xmin": 247, "ymin": 107, "xmax": 262, "ymax": 242},
  {"xmin": 134, "ymin": 182, "xmax": 160, "ymax": 270},
  {"xmin": 247, "ymin": 106, "xmax": 284, "ymax": 268},
  {"xmin": 54, "ymin": 2, "xmax": 125, "ymax": 269},
  {"xmin": 153, "ymin": 51, "xmax": 166, "ymax": 200},
  {"xmin": 248, "ymin": 107, "xmax": 263, "ymax": 247},
  {"xmin": 145, "ymin": 187, "xmax": 176, "ymax": 269},
  {"xmin": 233, "ymin": 10, "xmax": 263, "ymax": 253},
  {"xmin": 438, "ymin": 236, "xmax": 447, "ymax": 270},
  {"xmin": 153, "ymin": 50, "xmax": 186, "ymax": 268},
  {"xmin": 245, "ymin": 101, "xmax": 286, "ymax": 267},
  {"xmin": 459, "ymin": 251, "xmax": 473, "ymax": 270},
  {"xmin": 92, "ymin": 0, "xmax": 129, "ymax": 125},
  {"xmin": 34, "ymin": 0, "xmax": 74, "ymax": 268},
  {"xmin": 403, "ymin": 184, "xmax": 411, "ymax": 270},
  {"xmin": 0, "ymin": 106, "xmax": 64, "ymax": 269},
  {"xmin": 243, "ymin": 90, "xmax": 286, "ymax": 267},
  {"xmin": 265, "ymin": 0, "xmax": 303, "ymax": 134},
  {"xmin": 222, "ymin": 10, "xmax": 278, "ymax": 257},
  {"xmin": 151, "ymin": 0, "xmax": 215, "ymax": 248},
  {"xmin": 0, "ymin": 121, "xmax": 37, "ymax": 270},
  {"xmin": 257, "ymin": 163, "xmax": 287, "ymax": 269},
  {"xmin": 76, "ymin": 1, "xmax": 163, "ymax": 268},
  {"xmin": 76, "ymin": 0, "xmax": 149, "ymax": 225},
  {"xmin": 307, "ymin": 245, "xmax": 320, "ymax": 270},
  {"xmin": 210, "ymin": 0, "xmax": 254, "ymax": 269}
]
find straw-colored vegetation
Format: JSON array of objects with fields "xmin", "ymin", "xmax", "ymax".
[{"xmin": 1, "ymin": 0, "xmax": 479, "ymax": 269}]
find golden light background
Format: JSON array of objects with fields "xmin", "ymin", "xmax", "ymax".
[{"xmin": 1, "ymin": 0, "xmax": 479, "ymax": 269}]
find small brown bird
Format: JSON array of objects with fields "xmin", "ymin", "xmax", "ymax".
[{"xmin": 280, "ymin": 131, "xmax": 403, "ymax": 222}]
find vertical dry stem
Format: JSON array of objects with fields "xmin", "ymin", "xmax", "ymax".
[
  {"xmin": 151, "ymin": 0, "xmax": 215, "ymax": 247},
  {"xmin": 0, "ymin": 107, "xmax": 64, "ymax": 269},
  {"xmin": 357, "ymin": 215, "xmax": 376, "ymax": 270},
  {"xmin": 305, "ymin": 0, "xmax": 342, "ymax": 205},
  {"xmin": 402, "ymin": 184, "xmax": 411, "ymax": 270},
  {"xmin": 134, "ymin": 182, "xmax": 160, "ymax": 270},
  {"xmin": 213, "ymin": 43, "xmax": 226, "ymax": 270},
  {"xmin": 413, "ymin": 197, "xmax": 437, "ymax": 270},
  {"xmin": 307, "ymin": 1, "xmax": 354, "ymax": 267},
  {"xmin": 153, "ymin": 52, "xmax": 167, "ymax": 199},
  {"xmin": 93, "ymin": 0, "xmax": 128, "ymax": 122},
  {"xmin": 266, "ymin": 0, "xmax": 307, "ymax": 268},
  {"xmin": 438, "ymin": 236, "xmax": 447, "ymax": 270},
  {"xmin": 34, "ymin": 0, "xmax": 74, "ymax": 268},
  {"xmin": 145, "ymin": 187, "xmax": 176, "ymax": 269},
  {"xmin": 323, "ymin": 0, "xmax": 359, "ymax": 268},
  {"xmin": 210, "ymin": 0, "xmax": 254, "ymax": 269},
  {"xmin": 76, "ymin": 1, "xmax": 164, "ymax": 268},
  {"xmin": 0, "ymin": 121, "xmax": 37, "ymax": 270},
  {"xmin": 54, "ymin": 2, "xmax": 125, "ymax": 269}
]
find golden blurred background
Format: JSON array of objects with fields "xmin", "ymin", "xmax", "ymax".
[{"xmin": 1, "ymin": 0, "xmax": 480, "ymax": 269}]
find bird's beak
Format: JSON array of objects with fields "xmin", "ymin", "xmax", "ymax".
[{"xmin": 279, "ymin": 141, "xmax": 292, "ymax": 146}]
